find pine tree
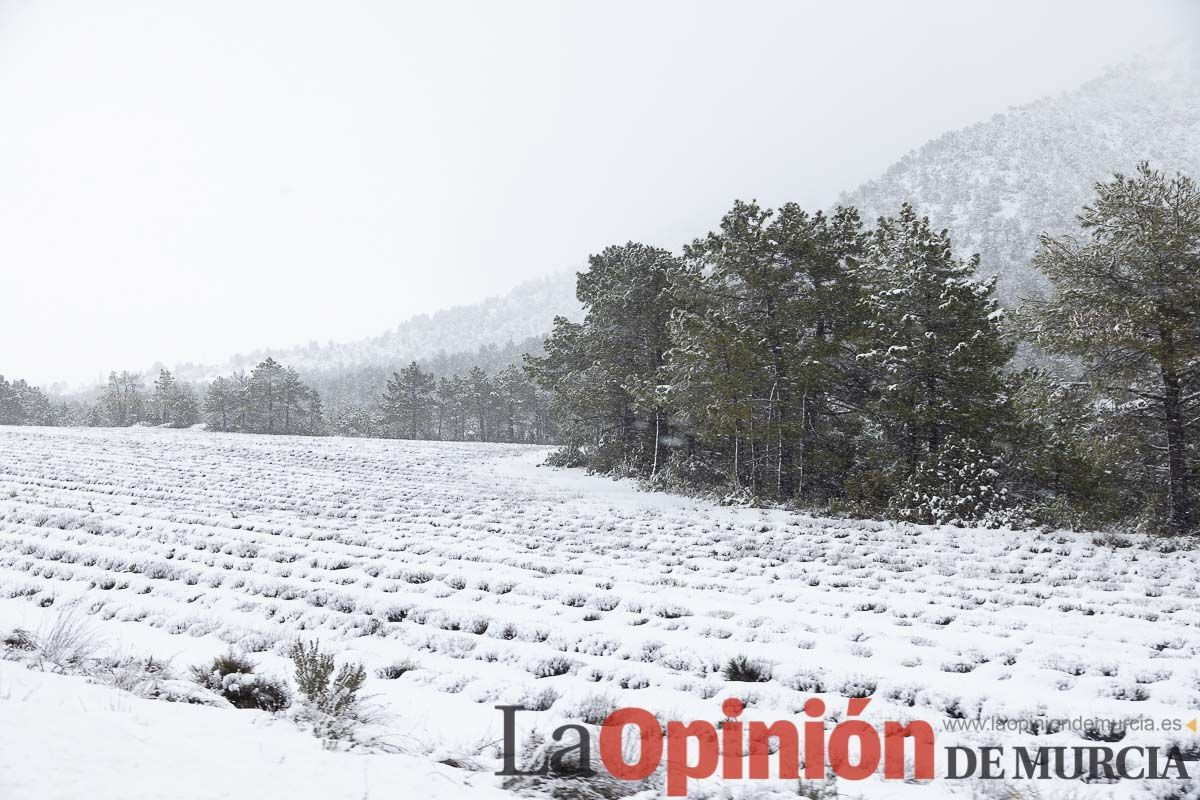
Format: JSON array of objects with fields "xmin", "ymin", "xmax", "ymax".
[
  {"xmin": 279, "ymin": 367, "xmax": 305, "ymax": 434},
  {"xmin": 203, "ymin": 377, "xmax": 233, "ymax": 431},
  {"xmin": 380, "ymin": 362, "xmax": 436, "ymax": 439},
  {"xmin": 433, "ymin": 377, "xmax": 458, "ymax": 440},
  {"xmin": 249, "ymin": 358, "xmax": 285, "ymax": 433},
  {"xmin": 1032, "ymin": 164, "xmax": 1200, "ymax": 532},
  {"xmin": 671, "ymin": 202, "xmax": 866, "ymax": 499},
  {"xmin": 153, "ymin": 369, "xmax": 176, "ymax": 425},
  {"xmin": 855, "ymin": 205, "xmax": 1012, "ymax": 481},
  {"xmin": 305, "ymin": 387, "xmax": 324, "ymax": 435},
  {"xmin": 103, "ymin": 371, "xmax": 145, "ymax": 426},
  {"xmin": 0, "ymin": 376, "xmax": 11, "ymax": 425},
  {"xmin": 495, "ymin": 364, "xmax": 533, "ymax": 442},
  {"xmin": 465, "ymin": 367, "xmax": 493, "ymax": 441},
  {"xmin": 1005, "ymin": 369, "xmax": 1119, "ymax": 527},
  {"xmin": 527, "ymin": 243, "xmax": 692, "ymax": 473},
  {"xmin": 0, "ymin": 376, "xmax": 53, "ymax": 426},
  {"xmin": 171, "ymin": 382, "xmax": 200, "ymax": 428}
]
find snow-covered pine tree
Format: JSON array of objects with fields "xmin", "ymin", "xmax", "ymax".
[
  {"xmin": 277, "ymin": 367, "xmax": 306, "ymax": 435},
  {"xmin": 464, "ymin": 366, "xmax": 493, "ymax": 442},
  {"xmin": 669, "ymin": 201, "xmax": 867, "ymax": 500},
  {"xmin": 1032, "ymin": 164, "xmax": 1200, "ymax": 532},
  {"xmin": 249, "ymin": 358, "xmax": 285, "ymax": 433},
  {"xmin": 153, "ymin": 369, "xmax": 176, "ymax": 425},
  {"xmin": 854, "ymin": 204, "xmax": 1013, "ymax": 500},
  {"xmin": 203, "ymin": 376, "xmax": 233, "ymax": 431},
  {"xmin": 526, "ymin": 243, "xmax": 691, "ymax": 474},
  {"xmin": 0, "ymin": 376, "xmax": 53, "ymax": 426},
  {"xmin": 380, "ymin": 362, "xmax": 436, "ymax": 440}
]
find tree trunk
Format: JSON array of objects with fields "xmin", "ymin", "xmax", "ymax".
[
  {"xmin": 1161, "ymin": 358, "xmax": 1191, "ymax": 531},
  {"xmin": 651, "ymin": 411, "xmax": 660, "ymax": 478}
]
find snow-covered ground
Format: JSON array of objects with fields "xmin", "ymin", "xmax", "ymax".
[{"xmin": 0, "ymin": 426, "xmax": 1197, "ymax": 799}]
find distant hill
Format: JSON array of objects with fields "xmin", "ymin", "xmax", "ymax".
[
  {"xmin": 842, "ymin": 44, "xmax": 1200, "ymax": 305},
  {"xmin": 172, "ymin": 273, "xmax": 581, "ymax": 383},
  {"xmin": 177, "ymin": 46, "xmax": 1199, "ymax": 382}
]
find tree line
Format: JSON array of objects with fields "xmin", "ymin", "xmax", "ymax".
[
  {"xmin": 0, "ymin": 376, "xmax": 55, "ymax": 425},
  {"xmin": 2, "ymin": 357, "xmax": 555, "ymax": 445},
  {"xmin": 329, "ymin": 362, "xmax": 554, "ymax": 444},
  {"xmin": 527, "ymin": 164, "xmax": 1200, "ymax": 534}
]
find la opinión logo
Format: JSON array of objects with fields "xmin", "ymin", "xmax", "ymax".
[
  {"xmin": 496, "ymin": 698, "xmax": 1195, "ymax": 795},
  {"xmin": 497, "ymin": 696, "xmax": 934, "ymax": 796}
]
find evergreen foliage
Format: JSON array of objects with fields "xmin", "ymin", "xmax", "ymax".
[
  {"xmin": 531, "ymin": 173, "xmax": 1200, "ymax": 534},
  {"xmin": 1031, "ymin": 163, "xmax": 1200, "ymax": 532}
]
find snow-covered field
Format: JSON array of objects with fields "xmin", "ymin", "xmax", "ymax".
[{"xmin": 0, "ymin": 426, "xmax": 1197, "ymax": 799}]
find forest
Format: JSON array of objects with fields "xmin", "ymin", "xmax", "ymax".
[
  {"xmin": 4, "ymin": 164, "xmax": 1196, "ymax": 533},
  {"xmin": 527, "ymin": 165, "xmax": 1200, "ymax": 534}
]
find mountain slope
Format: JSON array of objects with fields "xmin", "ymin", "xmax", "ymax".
[
  {"xmin": 841, "ymin": 45, "xmax": 1200, "ymax": 304},
  {"xmin": 172, "ymin": 273, "xmax": 581, "ymax": 382},
  {"xmin": 177, "ymin": 47, "xmax": 1199, "ymax": 381}
]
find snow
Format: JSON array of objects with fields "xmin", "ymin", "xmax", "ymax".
[
  {"xmin": 0, "ymin": 426, "xmax": 1197, "ymax": 799},
  {"xmin": 0, "ymin": 660, "xmax": 510, "ymax": 800}
]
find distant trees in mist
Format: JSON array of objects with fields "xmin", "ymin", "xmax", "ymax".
[
  {"xmin": 203, "ymin": 359, "xmax": 321, "ymax": 435},
  {"xmin": 3, "ymin": 355, "xmax": 555, "ymax": 445},
  {"xmin": 365, "ymin": 362, "xmax": 553, "ymax": 444},
  {"xmin": 0, "ymin": 375, "xmax": 54, "ymax": 426}
]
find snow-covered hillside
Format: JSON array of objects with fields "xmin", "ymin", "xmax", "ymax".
[
  {"xmin": 172, "ymin": 274, "xmax": 581, "ymax": 383},
  {"xmin": 0, "ymin": 427, "xmax": 1197, "ymax": 798},
  {"xmin": 843, "ymin": 45, "xmax": 1200, "ymax": 304},
  {"xmin": 162, "ymin": 47, "xmax": 1200, "ymax": 384}
]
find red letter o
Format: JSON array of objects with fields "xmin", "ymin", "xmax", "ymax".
[{"xmin": 599, "ymin": 707, "xmax": 663, "ymax": 780}]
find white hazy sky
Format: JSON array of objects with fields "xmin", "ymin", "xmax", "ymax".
[{"xmin": 1, "ymin": 0, "xmax": 1195, "ymax": 388}]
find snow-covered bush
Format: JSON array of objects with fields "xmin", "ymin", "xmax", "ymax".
[
  {"xmin": 189, "ymin": 651, "xmax": 291, "ymax": 711},
  {"xmin": 375, "ymin": 658, "xmax": 420, "ymax": 680},
  {"xmin": 1, "ymin": 627, "xmax": 36, "ymax": 655},
  {"xmin": 784, "ymin": 667, "xmax": 827, "ymax": 694},
  {"xmin": 571, "ymin": 692, "xmax": 619, "ymax": 724},
  {"xmin": 888, "ymin": 436, "xmax": 1023, "ymax": 528},
  {"xmin": 531, "ymin": 655, "xmax": 575, "ymax": 678},
  {"xmin": 835, "ymin": 673, "xmax": 878, "ymax": 698},
  {"xmin": 290, "ymin": 639, "xmax": 366, "ymax": 719},
  {"xmin": 94, "ymin": 654, "xmax": 174, "ymax": 693},
  {"xmin": 723, "ymin": 655, "xmax": 772, "ymax": 682},
  {"xmin": 501, "ymin": 728, "xmax": 655, "ymax": 799}
]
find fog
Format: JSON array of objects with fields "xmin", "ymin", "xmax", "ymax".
[{"xmin": 0, "ymin": 0, "xmax": 1194, "ymax": 387}]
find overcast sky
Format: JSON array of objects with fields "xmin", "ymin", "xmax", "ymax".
[{"xmin": 0, "ymin": 0, "xmax": 1194, "ymax": 388}]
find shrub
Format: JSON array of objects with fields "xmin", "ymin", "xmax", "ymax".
[
  {"xmin": 888, "ymin": 436, "xmax": 1023, "ymax": 528},
  {"xmin": 573, "ymin": 692, "xmax": 619, "ymax": 725},
  {"xmin": 189, "ymin": 651, "xmax": 291, "ymax": 711},
  {"xmin": 545, "ymin": 444, "xmax": 588, "ymax": 468},
  {"xmin": 1, "ymin": 628, "xmax": 36, "ymax": 654},
  {"xmin": 220, "ymin": 672, "xmax": 292, "ymax": 711},
  {"xmin": 521, "ymin": 686, "xmax": 560, "ymax": 711},
  {"xmin": 290, "ymin": 640, "xmax": 367, "ymax": 719},
  {"xmin": 96, "ymin": 654, "xmax": 175, "ymax": 693},
  {"xmin": 532, "ymin": 656, "xmax": 574, "ymax": 678},
  {"xmin": 1100, "ymin": 682, "xmax": 1149, "ymax": 702},
  {"xmin": 841, "ymin": 469, "xmax": 893, "ymax": 518},
  {"xmin": 837, "ymin": 674, "xmax": 878, "ymax": 698},
  {"xmin": 785, "ymin": 668, "xmax": 827, "ymax": 693},
  {"xmin": 501, "ymin": 729, "xmax": 650, "ymax": 799},
  {"xmin": 375, "ymin": 658, "xmax": 420, "ymax": 680},
  {"xmin": 723, "ymin": 655, "xmax": 772, "ymax": 683}
]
